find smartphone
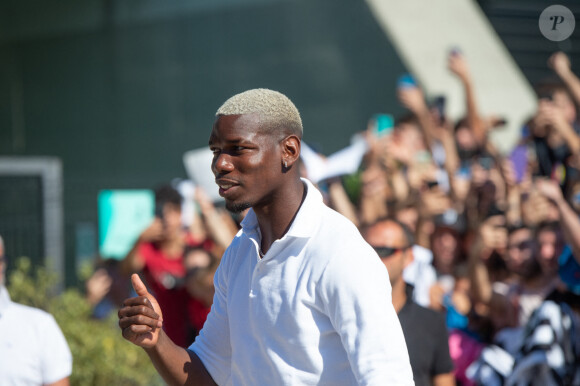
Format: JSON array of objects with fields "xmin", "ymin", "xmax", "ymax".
[
  {"xmin": 154, "ymin": 205, "xmax": 166, "ymax": 228},
  {"xmin": 433, "ymin": 95, "xmax": 446, "ymax": 124},
  {"xmin": 154, "ymin": 205, "xmax": 164, "ymax": 219},
  {"xmin": 397, "ymin": 74, "xmax": 417, "ymax": 89},
  {"xmin": 509, "ymin": 145, "xmax": 527, "ymax": 183},
  {"xmin": 426, "ymin": 180, "xmax": 439, "ymax": 189},
  {"xmin": 449, "ymin": 47, "xmax": 462, "ymax": 56},
  {"xmin": 456, "ymin": 164, "xmax": 471, "ymax": 179},
  {"xmin": 496, "ymin": 118, "xmax": 508, "ymax": 126},
  {"xmin": 372, "ymin": 114, "xmax": 394, "ymax": 138},
  {"xmin": 572, "ymin": 191, "xmax": 580, "ymax": 207},
  {"xmin": 478, "ymin": 156, "xmax": 495, "ymax": 171}
]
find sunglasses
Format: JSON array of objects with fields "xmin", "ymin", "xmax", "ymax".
[{"xmin": 372, "ymin": 246, "xmax": 409, "ymax": 259}]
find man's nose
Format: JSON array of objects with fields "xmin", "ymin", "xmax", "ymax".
[{"xmin": 212, "ymin": 152, "xmax": 234, "ymax": 174}]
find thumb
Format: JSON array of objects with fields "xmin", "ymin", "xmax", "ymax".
[
  {"xmin": 131, "ymin": 273, "xmax": 150, "ymax": 297},
  {"xmin": 131, "ymin": 273, "xmax": 163, "ymax": 321}
]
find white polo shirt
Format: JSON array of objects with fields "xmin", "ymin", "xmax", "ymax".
[
  {"xmin": 0, "ymin": 286, "xmax": 72, "ymax": 385},
  {"xmin": 190, "ymin": 179, "xmax": 413, "ymax": 385}
]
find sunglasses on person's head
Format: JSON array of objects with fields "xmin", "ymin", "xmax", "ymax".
[{"xmin": 372, "ymin": 246, "xmax": 409, "ymax": 259}]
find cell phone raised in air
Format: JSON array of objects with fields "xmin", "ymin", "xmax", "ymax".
[
  {"xmin": 154, "ymin": 205, "xmax": 164, "ymax": 219},
  {"xmin": 397, "ymin": 74, "xmax": 417, "ymax": 89},
  {"xmin": 372, "ymin": 114, "xmax": 394, "ymax": 138},
  {"xmin": 433, "ymin": 95, "xmax": 446, "ymax": 124}
]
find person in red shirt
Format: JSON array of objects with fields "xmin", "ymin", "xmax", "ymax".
[{"xmin": 121, "ymin": 184, "xmax": 197, "ymax": 347}]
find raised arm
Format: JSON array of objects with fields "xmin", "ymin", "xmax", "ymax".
[
  {"xmin": 326, "ymin": 178, "xmax": 359, "ymax": 227},
  {"xmin": 448, "ymin": 51, "xmax": 485, "ymax": 144},
  {"xmin": 397, "ymin": 84, "xmax": 438, "ymax": 146},
  {"xmin": 536, "ymin": 178, "xmax": 580, "ymax": 263},
  {"xmin": 549, "ymin": 51, "xmax": 580, "ymax": 108},
  {"xmin": 468, "ymin": 214, "xmax": 508, "ymax": 305},
  {"xmin": 538, "ymin": 100, "xmax": 580, "ymax": 154},
  {"xmin": 120, "ymin": 219, "xmax": 164, "ymax": 275},
  {"xmin": 118, "ymin": 274, "xmax": 216, "ymax": 386},
  {"xmin": 195, "ymin": 187, "xmax": 238, "ymax": 252}
]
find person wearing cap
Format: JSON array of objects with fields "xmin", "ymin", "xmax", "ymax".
[
  {"xmin": 364, "ymin": 218, "xmax": 454, "ymax": 386},
  {"xmin": 0, "ymin": 235, "xmax": 73, "ymax": 385},
  {"xmin": 118, "ymin": 89, "xmax": 413, "ymax": 385}
]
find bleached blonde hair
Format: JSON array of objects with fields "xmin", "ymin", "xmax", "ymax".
[{"xmin": 216, "ymin": 88, "xmax": 303, "ymax": 137}]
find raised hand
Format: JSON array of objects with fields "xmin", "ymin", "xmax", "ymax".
[
  {"xmin": 548, "ymin": 51, "xmax": 572, "ymax": 78},
  {"xmin": 535, "ymin": 177, "xmax": 564, "ymax": 204},
  {"xmin": 397, "ymin": 86, "xmax": 427, "ymax": 115},
  {"xmin": 86, "ymin": 268, "xmax": 113, "ymax": 306},
  {"xmin": 118, "ymin": 274, "xmax": 163, "ymax": 348},
  {"xmin": 479, "ymin": 214, "xmax": 507, "ymax": 253},
  {"xmin": 139, "ymin": 219, "xmax": 165, "ymax": 243},
  {"xmin": 448, "ymin": 51, "xmax": 471, "ymax": 82}
]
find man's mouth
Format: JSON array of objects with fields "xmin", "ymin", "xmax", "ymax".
[
  {"xmin": 218, "ymin": 182, "xmax": 235, "ymax": 190},
  {"xmin": 216, "ymin": 179, "xmax": 239, "ymax": 196}
]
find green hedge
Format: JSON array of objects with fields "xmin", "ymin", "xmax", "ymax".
[{"xmin": 7, "ymin": 258, "xmax": 162, "ymax": 386}]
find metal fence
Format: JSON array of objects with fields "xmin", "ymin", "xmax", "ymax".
[{"xmin": 0, "ymin": 157, "xmax": 64, "ymax": 290}]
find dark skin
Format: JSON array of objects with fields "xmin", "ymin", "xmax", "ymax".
[
  {"xmin": 118, "ymin": 113, "xmax": 303, "ymax": 385},
  {"xmin": 210, "ymin": 113, "xmax": 304, "ymax": 253}
]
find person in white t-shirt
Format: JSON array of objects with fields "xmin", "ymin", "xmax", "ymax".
[
  {"xmin": 0, "ymin": 235, "xmax": 72, "ymax": 386},
  {"xmin": 119, "ymin": 88, "xmax": 414, "ymax": 385}
]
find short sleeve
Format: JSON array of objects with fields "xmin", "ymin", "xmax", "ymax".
[
  {"xmin": 40, "ymin": 314, "xmax": 72, "ymax": 384},
  {"xmin": 189, "ymin": 249, "xmax": 232, "ymax": 385},
  {"xmin": 318, "ymin": 243, "xmax": 414, "ymax": 385}
]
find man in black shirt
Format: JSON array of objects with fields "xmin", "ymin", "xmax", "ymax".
[{"xmin": 364, "ymin": 218, "xmax": 455, "ymax": 386}]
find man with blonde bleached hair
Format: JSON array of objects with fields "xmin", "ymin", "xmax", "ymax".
[{"xmin": 118, "ymin": 88, "xmax": 414, "ymax": 385}]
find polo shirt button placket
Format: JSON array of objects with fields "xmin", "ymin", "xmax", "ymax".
[{"xmin": 250, "ymin": 249, "xmax": 262, "ymax": 298}]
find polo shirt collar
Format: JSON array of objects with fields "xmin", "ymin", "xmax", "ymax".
[
  {"xmin": 240, "ymin": 178, "xmax": 322, "ymax": 239},
  {"xmin": 0, "ymin": 286, "xmax": 12, "ymax": 317}
]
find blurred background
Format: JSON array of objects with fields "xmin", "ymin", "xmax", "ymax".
[{"xmin": 0, "ymin": 0, "xmax": 577, "ymax": 285}]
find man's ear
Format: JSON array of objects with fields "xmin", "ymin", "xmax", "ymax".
[
  {"xmin": 282, "ymin": 135, "xmax": 301, "ymax": 167},
  {"xmin": 403, "ymin": 248, "xmax": 414, "ymax": 269}
]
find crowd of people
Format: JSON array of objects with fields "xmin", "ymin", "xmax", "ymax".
[
  {"xmin": 305, "ymin": 50, "xmax": 580, "ymax": 385},
  {"xmin": 314, "ymin": 50, "xmax": 580, "ymax": 384},
  {"xmin": 98, "ymin": 50, "xmax": 580, "ymax": 385}
]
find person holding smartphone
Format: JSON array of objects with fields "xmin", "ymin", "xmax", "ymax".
[{"xmin": 121, "ymin": 184, "xmax": 201, "ymax": 347}]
